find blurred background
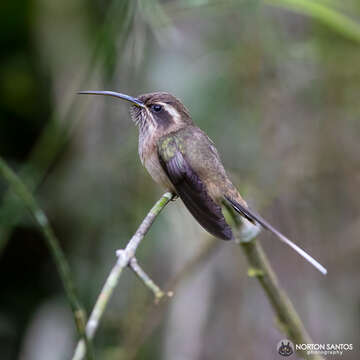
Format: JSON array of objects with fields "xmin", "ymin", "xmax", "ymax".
[{"xmin": 0, "ymin": 0, "xmax": 360, "ymax": 359}]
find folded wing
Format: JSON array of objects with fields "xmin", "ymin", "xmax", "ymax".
[{"xmin": 158, "ymin": 135, "xmax": 233, "ymax": 240}]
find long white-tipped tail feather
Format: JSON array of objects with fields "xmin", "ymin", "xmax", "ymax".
[{"xmin": 225, "ymin": 196, "xmax": 327, "ymax": 275}]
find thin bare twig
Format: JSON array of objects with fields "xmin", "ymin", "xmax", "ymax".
[
  {"xmin": 120, "ymin": 236, "xmax": 221, "ymax": 360},
  {"xmin": 72, "ymin": 192, "xmax": 173, "ymax": 360},
  {"xmin": 129, "ymin": 257, "xmax": 171, "ymax": 302}
]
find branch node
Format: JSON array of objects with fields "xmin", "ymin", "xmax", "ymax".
[
  {"xmin": 247, "ymin": 267, "xmax": 265, "ymax": 278},
  {"xmin": 116, "ymin": 249, "xmax": 129, "ymax": 267},
  {"xmin": 235, "ymin": 218, "xmax": 261, "ymax": 244},
  {"xmin": 34, "ymin": 210, "xmax": 49, "ymax": 226}
]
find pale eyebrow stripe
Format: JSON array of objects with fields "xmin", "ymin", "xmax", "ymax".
[{"xmin": 157, "ymin": 102, "xmax": 181, "ymax": 123}]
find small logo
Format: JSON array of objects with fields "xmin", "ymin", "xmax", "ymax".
[{"xmin": 277, "ymin": 339, "xmax": 294, "ymax": 357}]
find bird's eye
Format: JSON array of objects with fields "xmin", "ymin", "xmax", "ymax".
[{"xmin": 151, "ymin": 104, "xmax": 162, "ymax": 112}]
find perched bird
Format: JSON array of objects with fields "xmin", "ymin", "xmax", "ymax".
[{"xmin": 78, "ymin": 90, "xmax": 327, "ymax": 274}]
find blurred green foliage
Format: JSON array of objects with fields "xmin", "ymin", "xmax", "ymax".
[{"xmin": 0, "ymin": 1, "xmax": 360, "ymax": 359}]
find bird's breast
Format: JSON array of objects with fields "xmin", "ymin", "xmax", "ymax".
[
  {"xmin": 139, "ymin": 133, "xmax": 175, "ymax": 191},
  {"xmin": 144, "ymin": 152, "xmax": 175, "ymax": 191}
]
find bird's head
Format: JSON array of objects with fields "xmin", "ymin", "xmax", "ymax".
[{"xmin": 78, "ymin": 90, "xmax": 193, "ymax": 135}]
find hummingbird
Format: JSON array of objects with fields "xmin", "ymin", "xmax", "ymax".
[{"xmin": 78, "ymin": 90, "xmax": 327, "ymax": 275}]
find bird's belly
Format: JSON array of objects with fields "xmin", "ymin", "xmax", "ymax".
[{"xmin": 143, "ymin": 152, "xmax": 175, "ymax": 191}]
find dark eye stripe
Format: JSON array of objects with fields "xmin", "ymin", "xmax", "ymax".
[{"xmin": 151, "ymin": 106, "xmax": 173, "ymax": 128}]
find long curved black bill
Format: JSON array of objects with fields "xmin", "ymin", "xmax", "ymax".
[{"xmin": 78, "ymin": 90, "xmax": 145, "ymax": 108}]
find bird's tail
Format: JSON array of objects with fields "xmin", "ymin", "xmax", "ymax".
[{"xmin": 224, "ymin": 196, "xmax": 327, "ymax": 275}]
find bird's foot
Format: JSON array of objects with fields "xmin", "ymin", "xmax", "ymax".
[{"xmin": 171, "ymin": 193, "xmax": 179, "ymax": 201}]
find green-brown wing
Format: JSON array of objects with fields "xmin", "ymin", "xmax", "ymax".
[{"xmin": 157, "ymin": 131, "xmax": 233, "ymax": 240}]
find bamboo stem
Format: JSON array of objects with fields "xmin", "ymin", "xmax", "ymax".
[
  {"xmin": 0, "ymin": 157, "xmax": 93, "ymax": 360},
  {"xmin": 235, "ymin": 217, "xmax": 324, "ymax": 360}
]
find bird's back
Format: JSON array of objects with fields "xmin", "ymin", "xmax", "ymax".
[{"xmin": 163, "ymin": 126, "xmax": 246, "ymax": 206}]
